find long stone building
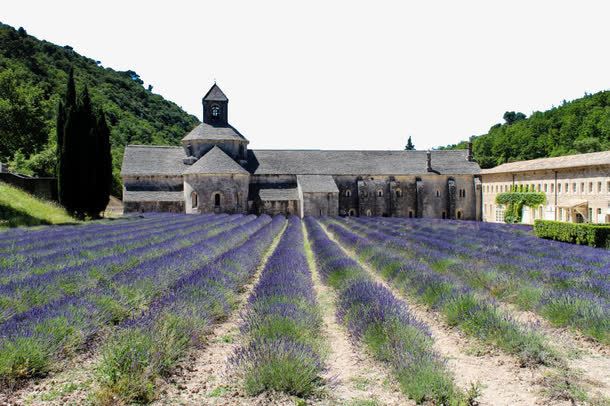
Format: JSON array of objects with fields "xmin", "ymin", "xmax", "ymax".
[
  {"xmin": 481, "ymin": 151, "xmax": 610, "ymax": 224},
  {"xmin": 121, "ymin": 84, "xmax": 482, "ymax": 218}
]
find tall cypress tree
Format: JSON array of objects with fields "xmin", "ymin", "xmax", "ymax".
[
  {"xmin": 56, "ymin": 69, "xmax": 112, "ymax": 218},
  {"xmin": 57, "ymin": 68, "xmax": 77, "ymax": 211}
]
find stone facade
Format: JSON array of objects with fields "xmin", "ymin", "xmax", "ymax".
[
  {"xmin": 481, "ymin": 151, "xmax": 610, "ymax": 224},
  {"xmin": 121, "ymin": 84, "xmax": 482, "ymax": 218}
]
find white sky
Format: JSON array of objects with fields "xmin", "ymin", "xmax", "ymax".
[{"xmin": 2, "ymin": 0, "xmax": 609, "ymax": 150}]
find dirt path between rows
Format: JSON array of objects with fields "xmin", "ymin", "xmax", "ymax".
[
  {"xmin": 303, "ymin": 224, "xmax": 413, "ymax": 406},
  {"xmin": 320, "ymin": 222, "xmax": 558, "ymax": 406},
  {"xmin": 501, "ymin": 302, "xmax": 610, "ymax": 399},
  {"xmin": 153, "ymin": 222, "xmax": 294, "ymax": 406}
]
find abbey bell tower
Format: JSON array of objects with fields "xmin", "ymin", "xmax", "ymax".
[{"xmin": 202, "ymin": 83, "xmax": 228, "ymax": 126}]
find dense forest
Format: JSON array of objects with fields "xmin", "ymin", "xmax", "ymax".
[
  {"xmin": 0, "ymin": 22, "xmax": 199, "ymax": 195},
  {"xmin": 437, "ymin": 90, "xmax": 610, "ymax": 168}
]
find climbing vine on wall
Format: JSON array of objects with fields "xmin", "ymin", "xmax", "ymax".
[{"xmin": 496, "ymin": 192, "xmax": 546, "ymax": 223}]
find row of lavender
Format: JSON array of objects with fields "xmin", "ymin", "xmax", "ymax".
[
  {"xmin": 304, "ymin": 217, "xmax": 466, "ymax": 404},
  {"xmin": 93, "ymin": 215, "xmax": 286, "ymax": 403},
  {"xmin": 0, "ymin": 214, "xmax": 269, "ymax": 388},
  {"xmin": 0, "ymin": 214, "xmax": 215, "ymax": 285},
  {"xmin": 321, "ymin": 218, "xmax": 558, "ymax": 366},
  {"xmin": 230, "ymin": 217, "xmax": 325, "ymax": 396},
  {"xmin": 351, "ymin": 217, "xmax": 609, "ymax": 344},
  {"xmin": 0, "ymin": 214, "xmax": 238, "ymax": 323}
]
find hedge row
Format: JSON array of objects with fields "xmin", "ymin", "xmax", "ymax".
[{"xmin": 534, "ymin": 220, "xmax": 610, "ymax": 248}]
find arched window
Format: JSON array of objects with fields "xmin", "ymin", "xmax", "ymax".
[
  {"xmin": 348, "ymin": 209, "xmax": 356, "ymax": 216},
  {"xmin": 345, "ymin": 190, "xmax": 352, "ymax": 197},
  {"xmin": 214, "ymin": 193, "xmax": 221, "ymax": 207},
  {"xmin": 408, "ymin": 210, "xmax": 413, "ymax": 218},
  {"xmin": 211, "ymin": 105, "xmax": 220, "ymax": 117},
  {"xmin": 436, "ymin": 190, "xmax": 440, "ymax": 198},
  {"xmin": 191, "ymin": 191, "xmax": 198, "ymax": 209},
  {"xmin": 457, "ymin": 210, "xmax": 462, "ymax": 219},
  {"xmin": 366, "ymin": 209, "xmax": 372, "ymax": 216},
  {"xmin": 395, "ymin": 189, "xmax": 402, "ymax": 198},
  {"xmin": 377, "ymin": 190, "xmax": 383, "ymax": 197}
]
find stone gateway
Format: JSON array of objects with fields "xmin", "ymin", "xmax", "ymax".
[{"xmin": 121, "ymin": 84, "xmax": 482, "ymax": 218}]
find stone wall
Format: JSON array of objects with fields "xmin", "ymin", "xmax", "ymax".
[
  {"xmin": 332, "ymin": 174, "xmax": 479, "ymax": 220},
  {"xmin": 123, "ymin": 175, "xmax": 183, "ymax": 191},
  {"xmin": 482, "ymin": 165, "xmax": 610, "ymax": 224},
  {"xmin": 184, "ymin": 173, "xmax": 250, "ymax": 214},
  {"xmin": 0, "ymin": 172, "xmax": 57, "ymax": 201},
  {"xmin": 124, "ymin": 200, "xmax": 184, "ymax": 213},
  {"xmin": 302, "ymin": 192, "xmax": 339, "ymax": 216},
  {"xmin": 183, "ymin": 139, "xmax": 248, "ymax": 161},
  {"xmin": 258, "ymin": 200, "xmax": 299, "ymax": 216}
]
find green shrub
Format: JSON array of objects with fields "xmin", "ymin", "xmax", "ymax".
[{"xmin": 534, "ymin": 220, "xmax": 610, "ymax": 248}]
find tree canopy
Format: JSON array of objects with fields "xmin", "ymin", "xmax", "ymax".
[
  {"xmin": 0, "ymin": 22, "xmax": 199, "ymax": 196},
  {"xmin": 437, "ymin": 91, "xmax": 610, "ymax": 168}
]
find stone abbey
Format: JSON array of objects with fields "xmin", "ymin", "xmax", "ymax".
[{"xmin": 121, "ymin": 84, "xmax": 482, "ymax": 218}]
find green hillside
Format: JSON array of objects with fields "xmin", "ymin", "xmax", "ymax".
[
  {"xmin": 0, "ymin": 181, "xmax": 76, "ymax": 228},
  {"xmin": 0, "ymin": 22, "xmax": 199, "ymax": 195},
  {"xmin": 437, "ymin": 90, "xmax": 610, "ymax": 168}
]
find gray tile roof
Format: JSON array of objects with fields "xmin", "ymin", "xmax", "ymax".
[
  {"xmin": 481, "ymin": 150, "xmax": 610, "ymax": 174},
  {"xmin": 121, "ymin": 145, "xmax": 188, "ymax": 176},
  {"xmin": 181, "ymin": 122, "xmax": 248, "ymax": 142},
  {"xmin": 203, "ymin": 84, "xmax": 228, "ymax": 101},
  {"xmin": 259, "ymin": 188, "xmax": 299, "ymax": 201},
  {"xmin": 297, "ymin": 175, "xmax": 339, "ymax": 193},
  {"xmin": 123, "ymin": 190, "xmax": 184, "ymax": 202},
  {"xmin": 183, "ymin": 146, "xmax": 250, "ymax": 175},
  {"xmin": 121, "ymin": 146, "xmax": 480, "ymax": 178},
  {"xmin": 246, "ymin": 150, "xmax": 480, "ymax": 175}
]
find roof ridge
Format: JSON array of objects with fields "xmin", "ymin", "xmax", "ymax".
[{"xmin": 126, "ymin": 144, "xmax": 182, "ymax": 149}]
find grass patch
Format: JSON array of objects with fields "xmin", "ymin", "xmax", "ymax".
[{"xmin": 0, "ymin": 181, "xmax": 76, "ymax": 228}]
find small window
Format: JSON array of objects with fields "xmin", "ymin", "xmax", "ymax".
[
  {"xmin": 558, "ymin": 183, "xmax": 562, "ymax": 193},
  {"xmin": 537, "ymin": 184, "xmax": 541, "ymax": 192},
  {"xmin": 395, "ymin": 189, "xmax": 402, "ymax": 198},
  {"xmin": 348, "ymin": 209, "xmax": 355, "ymax": 216},
  {"xmin": 551, "ymin": 183, "xmax": 554, "ymax": 193},
  {"xmin": 581, "ymin": 182, "xmax": 585, "ymax": 193},
  {"xmin": 457, "ymin": 210, "xmax": 462, "ymax": 219},
  {"xmin": 436, "ymin": 190, "xmax": 440, "ymax": 197},
  {"xmin": 345, "ymin": 190, "xmax": 352, "ymax": 197},
  {"xmin": 597, "ymin": 182, "xmax": 602, "ymax": 193},
  {"xmin": 214, "ymin": 193, "xmax": 221, "ymax": 207},
  {"xmin": 544, "ymin": 184, "xmax": 548, "ymax": 192},
  {"xmin": 441, "ymin": 211, "xmax": 446, "ymax": 219},
  {"xmin": 191, "ymin": 191, "xmax": 198, "ymax": 208},
  {"xmin": 366, "ymin": 209, "xmax": 372, "ymax": 216},
  {"xmin": 408, "ymin": 210, "xmax": 413, "ymax": 218},
  {"xmin": 607, "ymin": 181, "xmax": 610, "ymax": 192},
  {"xmin": 377, "ymin": 190, "xmax": 383, "ymax": 197},
  {"xmin": 573, "ymin": 183, "xmax": 577, "ymax": 192},
  {"xmin": 211, "ymin": 105, "xmax": 220, "ymax": 117},
  {"xmin": 589, "ymin": 182, "xmax": 593, "ymax": 193}
]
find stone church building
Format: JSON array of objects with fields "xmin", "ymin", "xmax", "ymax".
[{"xmin": 121, "ymin": 84, "xmax": 482, "ymax": 218}]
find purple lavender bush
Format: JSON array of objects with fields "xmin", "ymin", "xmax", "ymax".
[{"xmin": 230, "ymin": 216, "xmax": 324, "ymax": 397}]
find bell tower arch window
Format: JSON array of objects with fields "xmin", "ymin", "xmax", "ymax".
[{"xmin": 211, "ymin": 105, "xmax": 220, "ymax": 118}]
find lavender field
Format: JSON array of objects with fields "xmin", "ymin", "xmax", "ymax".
[{"xmin": 0, "ymin": 214, "xmax": 608, "ymax": 405}]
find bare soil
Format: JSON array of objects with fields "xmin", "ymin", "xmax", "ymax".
[
  {"xmin": 320, "ymin": 223, "xmax": 562, "ymax": 406},
  {"xmin": 304, "ymin": 224, "xmax": 413, "ymax": 405}
]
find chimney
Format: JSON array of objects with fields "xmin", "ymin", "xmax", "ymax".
[
  {"xmin": 426, "ymin": 150, "xmax": 432, "ymax": 172},
  {"xmin": 467, "ymin": 142, "xmax": 473, "ymax": 162}
]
